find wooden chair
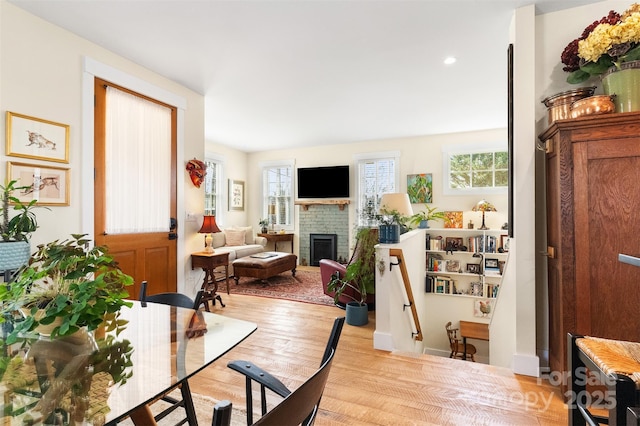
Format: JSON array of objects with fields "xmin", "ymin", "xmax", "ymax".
[
  {"xmin": 445, "ymin": 321, "xmax": 476, "ymax": 362},
  {"xmin": 568, "ymin": 333, "xmax": 640, "ymax": 425},
  {"xmin": 219, "ymin": 317, "xmax": 345, "ymax": 425},
  {"xmin": 212, "ymin": 348, "xmax": 337, "ymax": 426},
  {"xmin": 138, "ymin": 280, "xmax": 203, "ymax": 425}
]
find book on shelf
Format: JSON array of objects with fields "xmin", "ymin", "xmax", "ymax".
[
  {"xmin": 425, "ymin": 275, "xmax": 457, "ymax": 295},
  {"xmin": 467, "ymin": 235, "xmax": 498, "ymax": 253}
]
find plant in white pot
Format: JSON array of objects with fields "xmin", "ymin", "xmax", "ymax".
[
  {"xmin": 0, "ymin": 180, "xmax": 47, "ymax": 272},
  {"xmin": 0, "ymin": 234, "xmax": 134, "ymax": 344}
]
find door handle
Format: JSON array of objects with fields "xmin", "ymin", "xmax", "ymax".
[{"xmin": 169, "ymin": 217, "xmax": 177, "ymax": 240}]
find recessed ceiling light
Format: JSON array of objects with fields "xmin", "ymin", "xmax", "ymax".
[{"xmin": 444, "ymin": 57, "xmax": 457, "ymax": 65}]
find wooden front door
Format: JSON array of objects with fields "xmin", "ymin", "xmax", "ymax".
[{"xmin": 94, "ymin": 78, "xmax": 177, "ymax": 298}]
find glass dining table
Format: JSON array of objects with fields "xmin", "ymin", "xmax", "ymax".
[{"xmin": 0, "ymin": 300, "xmax": 257, "ymax": 425}]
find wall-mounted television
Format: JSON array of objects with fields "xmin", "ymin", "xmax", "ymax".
[{"xmin": 297, "ymin": 165, "xmax": 350, "ymax": 199}]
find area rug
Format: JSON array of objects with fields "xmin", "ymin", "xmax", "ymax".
[{"xmin": 227, "ymin": 269, "xmax": 336, "ymax": 306}]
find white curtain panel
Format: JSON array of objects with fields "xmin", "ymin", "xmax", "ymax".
[{"xmin": 105, "ymin": 86, "xmax": 171, "ymax": 233}]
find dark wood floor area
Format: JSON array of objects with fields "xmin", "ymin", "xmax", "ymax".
[{"xmin": 190, "ymin": 293, "xmax": 567, "ymax": 425}]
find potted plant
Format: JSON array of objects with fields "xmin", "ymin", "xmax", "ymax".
[
  {"xmin": 378, "ymin": 208, "xmax": 412, "ymax": 243},
  {"xmin": 0, "ymin": 234, "xmax": 134, "ymax": 344},
  {"xmin": 0, "ymin": 180, "xmax": 47, "ymax": 271},
  {"xmin": 410, "ymin": 205, "xmax": 446, "ymax": 229},
  {"xmin": 258, "ymin": 218, "xmax": 269, "ymax": 234},
  {"xmin": 326, "ymin": 227, "xmax": 377, "ymax": 325}
]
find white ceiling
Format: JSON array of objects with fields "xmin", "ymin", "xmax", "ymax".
[{"xmin": 9, "ymin": 0, "xmax": 600, "ymax": 152}]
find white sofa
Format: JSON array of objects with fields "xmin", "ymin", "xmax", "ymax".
[{"xmin": 210, "ymin": 226, "xmax": 267, "ymax": 271}]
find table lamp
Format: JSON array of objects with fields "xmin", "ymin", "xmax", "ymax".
[
  {"xmin": 198, "ymin": 215, "xmax": 221, "ymax": 253},
  {"xmin": 379, "ymin": 193, "xmax": 414, "ymax": 221},
  {"xmin": 472, "ymin": 199, "xmax": 497, "ymax": 230},
  {"xmin": 268, "ymin": 204, "xmax": 276, "ymax": 232}
]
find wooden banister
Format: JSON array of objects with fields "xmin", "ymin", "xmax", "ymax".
[{"xmin": 389, "ymin": 248, "xmax": 423, "ymax": 341}]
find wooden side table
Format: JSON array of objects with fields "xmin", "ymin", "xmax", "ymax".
[
  {"xmin": 191, "ymin": 251, "xmax": 230, "ymax": 311},
  {"xmin": 258, "ymin": 233, "xmax": 294, "ymax": 252}
]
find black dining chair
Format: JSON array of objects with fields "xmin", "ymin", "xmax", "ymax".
[
  {"xmin": 217, "ymin": 316, "xmax": 345, "ymax": 426},
  {"xmin": 213, "ymin": 348, "xmax": 337, "ymax": 426},
  {"xmin": 139, "ymin": 280, "xmax": 203, "ymax": 310},
  {"xmin": 138, "ymin": 280, "xmax": 204, "ymax": 425}
]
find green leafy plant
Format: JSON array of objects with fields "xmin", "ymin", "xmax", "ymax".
[
  {"xmin": 326, "ymin": 227, "xmax": 377, "ymax": 306},
  {"xmin": 0, "ymin": 234, "xmax": 134, "ymax": 344},
  {"xmin": 258, "ymin": 218, "xmax": 269, "ymax": 227},
  {"xmin": 0, "ymin": 180, "xmax": 47, "ymax": 242},
  {"xmin": 410, "ymin": 205, "xmax": 446, "ymax": 227},
  {"xmin": 562, "ymin": 4, "xmax": 640, "ymax": 84}
]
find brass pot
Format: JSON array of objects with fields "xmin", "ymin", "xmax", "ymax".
[
  {"xmin": 570, "ymin": 95, "xmax": 616, "ymax": 118},
  {"xmin": 542, "ymin": 87, "xmax": 596, "ymax": 125}
]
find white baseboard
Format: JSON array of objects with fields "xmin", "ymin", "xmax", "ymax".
[{"xmin": 373, "ymin": 331, "xmax": 394, "ymax": 351}]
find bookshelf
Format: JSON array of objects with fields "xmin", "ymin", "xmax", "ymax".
[{"xmin": 425, "ymin": 228, "xmax": 508, "ymax": 299}]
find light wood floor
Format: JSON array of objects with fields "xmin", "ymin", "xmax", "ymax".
[{"xmin": 190, "ymin": 292, "xmax": 567, "ymax": 425}]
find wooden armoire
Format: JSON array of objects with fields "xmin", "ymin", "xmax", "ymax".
[{"xmin": 540, "ymin": 112, "xmax": 640, "ymax": 377}]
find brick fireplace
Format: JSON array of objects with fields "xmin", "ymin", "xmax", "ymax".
[{"xmin": 298, "ymin": 204, "xmax": 349, "ymax": 266}]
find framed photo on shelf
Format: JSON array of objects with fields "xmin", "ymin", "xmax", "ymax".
[
  {"xmin": 466, "ymin": 263, "xmax": 481, "ymax": 274},
  {"xmin": 7, "ymin": 161, "xmax": 70, "ymax": 206},
  {"xmin": 6, "ymin": 112, "xmax": 70, "ymax": 163},
  {"xmin": 228, "ymin": 179, "xmax": 245, "ymax": 211},
  {"xmin": 444, "ymin": 211, "xmax": 463, "ymax": 228},
  {"xmin": 445, "ymin": 260, "xmax": 460, "ymax": 273},
  {"xmin": 444, "ymin": 237, "xmax": 465, "ymax": 251},
  {"xmin": 500, "ymin": 235, "xmax": 510, "ymax": 252}
]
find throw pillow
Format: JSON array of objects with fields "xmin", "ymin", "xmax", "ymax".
[
  {"xmin": 211, "ymin": 232, "xmax": 226, "ymax": 248},
  {"xmin": 233, "ymin": 226, "xmax": 254, "ymax": 245},
  {"xmin": 224, "ymin": 229, "xmax": 246, "ymax": 246}
]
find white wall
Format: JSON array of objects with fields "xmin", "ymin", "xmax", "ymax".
[{"xmin": 0, "ymin": 2, "xmax": 205, "ymax": 296}]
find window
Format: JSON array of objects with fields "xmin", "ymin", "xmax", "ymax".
[
  {"xmin": 203, "ymin": 157, "xmax": 222, "ymax": 216},
  {"xmin": 262, "ymin": 161, "xmax": 294, "ymax": 229},
  {"xmin": 355, "ymin": 152, "xmax": 400, "ymax": 226},
  {"xmin": 443, "ymin": 145, "xmax": 507, "ymax": 195}
]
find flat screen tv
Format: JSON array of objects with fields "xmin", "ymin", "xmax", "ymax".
[{"xmin": 297, "ymin": 165, "xmax": 350, "ymax": 198}]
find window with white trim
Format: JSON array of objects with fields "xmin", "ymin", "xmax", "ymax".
[
  {"xmin": 443, "ymin": 146, "xmax": 507, "ymax": 195},
  {"xmin": 262, "ymin": 162, "xmax": 294, "ymax": 229},
  {"xmin": 203, "ymin": 158, "xmax": 222, "ymax": 216},
  {"xmin": 356, "ymin": 152, "xmax": 399, "ymax": 226}
]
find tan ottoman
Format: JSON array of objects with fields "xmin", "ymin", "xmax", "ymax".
[{"xmin": 232, "ymin": 252, "xmax": 297, "ymax": 285}]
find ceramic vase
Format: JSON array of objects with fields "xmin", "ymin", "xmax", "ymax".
[
  {"xmin": 345, "ymin": 302, "xmax": 368, "ymax": 326},
  {"xmin": 602, "ymin": 61, "xmax": 640, "ymax": 112}
]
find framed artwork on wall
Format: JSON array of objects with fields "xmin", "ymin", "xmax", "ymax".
[
  {"xmin": 406, "ymin": 173, "xmax": 432, "ymax": 203},
  {"xmin": 228, "ymin": 179, "xmax": 245, "ymax": 211},
  {"xmin": 444, "ymin": 211, "xmax": 463, "ymax": 228},
  {"xmin": 5, "ymin": 112, "xmax": 70, "ymax": 163},
  {"xmin": 7, "ymin": 161, "xmax": 70, "ymax": 206}
]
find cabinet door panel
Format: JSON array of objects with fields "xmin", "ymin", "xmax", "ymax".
[{"xmin": 575, "ymin": 143, "xmax": 640, "ymax": 341}]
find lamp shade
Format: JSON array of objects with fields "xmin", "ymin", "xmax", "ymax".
[
  {"xmin": 379, "ymin": 193, "xmax": 414, "ymax": 217},
  {"xmin": 471, "ymin": 199, "xmax": 497, "ymax": 212},
  {"xmin": 198, "ymin": 215, "xmax": 221, "ymax": 234}
]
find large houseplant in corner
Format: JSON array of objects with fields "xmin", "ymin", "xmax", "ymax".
[
  {"xmin": 0, "ymin": 234, "xmax": 134, "ymax": 344},
  {"xmin": 0, "ymin": 180, "xmax": 46, "ymax": 271},
  {"xmin": 327, "ymin": 227, "xmax": 377, "ymax": 326}
]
